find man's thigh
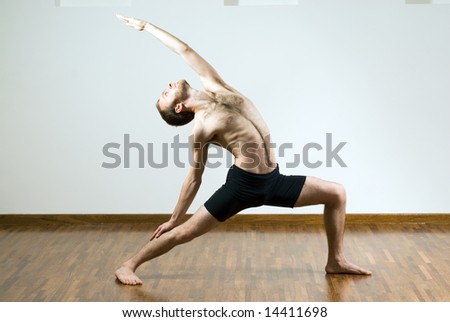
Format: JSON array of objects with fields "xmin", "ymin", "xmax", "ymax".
[
  {"xmin": 294, "ymin": 176, "xmax": 343, "ymax": 207},
  {"xmin": 176, "ymin": 205, "xmax": 221, "ymax": 239}
]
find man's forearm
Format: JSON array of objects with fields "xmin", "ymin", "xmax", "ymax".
[
  {"xmin": 118, "ymin": 15, "xmax": 222, "ymax": 88},
  {"xmin": 170, "ymin": 177, "xmax": 201, "ymax": 224},
  {"xmin": 143, "ymin": 22, "xmax": 189, "ymax": 55}
]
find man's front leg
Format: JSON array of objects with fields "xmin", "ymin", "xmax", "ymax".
[{"xmin": 295, "ymin": 176, "xmax": 372, "ymax": 275}]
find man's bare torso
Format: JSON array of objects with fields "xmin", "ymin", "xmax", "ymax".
[{"xmin": 193, "ymin": 88, "xmax": 277, "ymax": 174}]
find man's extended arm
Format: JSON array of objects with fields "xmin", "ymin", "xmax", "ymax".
[
  {"xmin": 150, "ymin": 129, "xmax": 210, "ymax": 240},
  {"xmin": 117, "ymin": 15, "xmax": 226, "ymax": 92}
]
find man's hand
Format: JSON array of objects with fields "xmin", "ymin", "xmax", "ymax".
[
  {"xmin": 117, "ymin": 14, "xmax": 147, "ymax": 31},
  {"xmin": 150, "ymin": 220, "xmax": 179, "ymax": 241}
]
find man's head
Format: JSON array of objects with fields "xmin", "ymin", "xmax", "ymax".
[{"xmin": 155, "ymin": 80, "xmax": 194, "ymax": 126}]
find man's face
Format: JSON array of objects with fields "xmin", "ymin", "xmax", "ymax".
[{"xmin": 158, "ymin": 79, "xmax": 190, "ymax": 111}]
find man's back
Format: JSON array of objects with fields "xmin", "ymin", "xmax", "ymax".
[{"xmin": 194, "ymin": 87, "xmax": 277, "ymax": 174}]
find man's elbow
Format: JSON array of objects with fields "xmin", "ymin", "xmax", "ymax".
[
  {"xmin": 192, "ymin": 176, "xmax": 202, "ymax": 187},
  {"xmin": 178, "ymin": 43, "xmax": 191, "ymax": 55},
  {"xmin": 187, "ymin": 172, "xmax": 202, "ymax": 187}
]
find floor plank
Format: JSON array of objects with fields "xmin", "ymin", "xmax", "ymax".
[{"xmin": 0, "ymin": 221, "xmax": 449, "ymax": 302}]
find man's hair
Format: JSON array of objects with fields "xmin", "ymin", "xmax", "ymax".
[{"xmin": 155, "ymin": 99, "xmax": 194, "ymax": 126}]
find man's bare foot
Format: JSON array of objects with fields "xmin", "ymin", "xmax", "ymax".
[
  {"xmin": 325, "ymin": 259, "xmax": 372, "ymax": 275},
  {"xmin": 115, "ymin": 265, "xmax": 143, "ymax": 285}
]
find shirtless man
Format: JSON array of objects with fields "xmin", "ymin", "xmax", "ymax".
[{"xmin": 115, "ymin": 15, "xmax": 371, "ymax": 285}]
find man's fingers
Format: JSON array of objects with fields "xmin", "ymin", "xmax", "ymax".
[
  {"xmin": 117, "ymin": 14, "xmax": 135, "ymax": 26},
  {"xmin": 150, "ymin": 226, "xmax": 162, "ymax": 241},
  {"xmin": 150, "ymin": 221, "xmax": 175, "ymax": 241},
  {"xmin": 154, "ymin": 228, "xmax": 166, "ymax": 240},
  {"xmin": 116, "ymin": 14, "xmax": 127, "ymax": 22},
  {"xmin": 117, "ymin": 14, "xmax": 146, "ymax": 31}
]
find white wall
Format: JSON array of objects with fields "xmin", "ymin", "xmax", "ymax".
[{"xmin": 1, "ymin": 0, "xmax": 449, "ymax": 214}]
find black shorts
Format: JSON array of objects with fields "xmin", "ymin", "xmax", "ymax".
[{"xmin": 204, "ymin": 164, "xmax": 306, "ymax": 222}]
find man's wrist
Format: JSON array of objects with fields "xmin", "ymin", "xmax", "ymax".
[
  {"xmin": 142, "ymin": 22, "xmax": 151, "ymax": 31},
  {"xmin": 169, "ymin": 216, "xmax": 182, "ymax": 225}
]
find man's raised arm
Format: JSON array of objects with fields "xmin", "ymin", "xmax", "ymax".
[{"xmin": 117, "ymin": 15, "xmax": 226, "ymax": 92}]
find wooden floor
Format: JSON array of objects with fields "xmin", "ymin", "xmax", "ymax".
[{"xmin": 0, "ymin": 217, "xmax": 449, "ymax": 302}]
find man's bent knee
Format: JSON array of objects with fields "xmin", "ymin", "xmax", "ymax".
[{"xmin": 328, "ymin": 183, "xmax": 346, "ymax": 207}]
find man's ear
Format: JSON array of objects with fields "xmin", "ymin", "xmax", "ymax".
[{"xmin": 175, "ymin": 103, "xmax": 185, "ymax": 114}]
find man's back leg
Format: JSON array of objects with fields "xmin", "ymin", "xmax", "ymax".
[{"xmin": 115, "ymin": 205, "xmax": 220, "ymax": 285}]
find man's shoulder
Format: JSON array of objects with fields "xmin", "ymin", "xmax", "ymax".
[
  {"xmin": 191, "ymin": 116, "xmax": 217, "ymax": 143},
  {"xmin": 211, "ymin": 87, "xmax": 246, "ymax": 107}
]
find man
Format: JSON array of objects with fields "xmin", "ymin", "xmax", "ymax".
[{"xmin": 115, "ymin": 15, "xmax": 371, "ymax": 285}]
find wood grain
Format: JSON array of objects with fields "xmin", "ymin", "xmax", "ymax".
[
  {"xmin": 1, "ymin": 213, "xmax": 449, "ymax": 225},
  {"xmin": 0, "ymin": 220, "xmax": 449, "ymax": 301}
]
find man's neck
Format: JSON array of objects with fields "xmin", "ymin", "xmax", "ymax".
[{"xmin": 184, "ymin": 89, "xmax": 213, "ymax": 113}]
